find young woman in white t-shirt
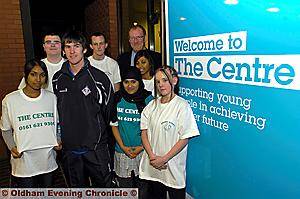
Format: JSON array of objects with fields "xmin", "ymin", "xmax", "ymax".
[
  {"xmin": 139, "ymin": 66, "xmax": 200, "ymax": 199},
  {"xmin": 1, "ymin": 59, "xmax": 61, "ymax": 187},
  {"xmin": 134, "ymin": 50, "xmax": 156, "ymax": 95}
]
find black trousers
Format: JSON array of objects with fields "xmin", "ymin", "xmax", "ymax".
[
  {"xmin": 11, "ymin": 170, "xmax": 55, "ymax": 188},
  {"xmin": 107, "ymin": 127, "xmax": 116, "ymax": 170},
  {"xmin": 146, "ymin": 180, "xmax": 186, "ymax": 199},
  {"xmin": 116, "ymin": 173, "xmax": 149, "ymax": 199},
  {"xmin": 62, "ymin": 147, "xmax": 111, "ymax": 188}
]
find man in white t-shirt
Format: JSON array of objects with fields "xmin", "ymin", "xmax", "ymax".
[
  {"xmin": 88, "ymin": 32, "xmax": 121, "ymax": 173},
  {"xmin": 18, "ymin": 33, "xmax": 64, "ymax": 92},
  {"xmin": 88, "ymin": 32, "xmax": 121, "ymax": 91}
]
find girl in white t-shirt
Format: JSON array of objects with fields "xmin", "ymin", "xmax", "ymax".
[
  {"xmin": 1, "ymin": 59, "xmax": 61, "ymax": 187},
  {"xmin": 139, "ymin": 66, "xmax": 200, "ymax": 199},
  {"xmin": 134, "ymin": 50, "xmax": 156, "ymax": 95}
]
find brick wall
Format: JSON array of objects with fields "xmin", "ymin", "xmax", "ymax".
[
  {"xmin": 108, "ymin": 0, "xmax": 118, "ymax": 59},
  {"xmin": 0, "ymin": 0, "xmax": 24, "ymax": 100},
  {"xmin": 85, "ymin": 0, "xmax": 119, "ymax": 59},
  {"xmin": 0, "ymin": 0, "xmax": 25, "ymax": 159}
]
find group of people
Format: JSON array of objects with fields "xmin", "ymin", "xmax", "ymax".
[{"xmin": 0, "ymin": 25, "xmax": 199, "ymax": 199}]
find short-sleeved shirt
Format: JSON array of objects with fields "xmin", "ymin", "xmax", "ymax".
[
  {"xmin": 0, "ymin": 89, "xmax": 58, "ymax": 177},
  {"xmin": 112, "ymin": 95, "xmax": 153, "ymax": 177},
  {"xmin": 139, "ymin": 95, "xmax": 199, "ymax": 188},
  {"xmin": 88, "ymin": 56, "xmax": 121, "ymax": 90}
]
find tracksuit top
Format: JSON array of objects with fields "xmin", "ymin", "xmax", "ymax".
[{"xmin": 52, "ymin": 59, "xmax": 114, "ymax": 151}]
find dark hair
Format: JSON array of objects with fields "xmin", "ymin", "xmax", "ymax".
[
  {"xmin": 154, "ymin": 65, "xmax": 179, "ymax": 100},
  {"xmin": 43, "ymin": 32, "xmax": 61, "ymax": 42},
  {"xmin": 62, "ymin": 31, "xmax": 87, "ymax": 50},
  {"xmin": 134, "ymin": 50, "xmax": 155, "ymax": 77},
  {"xmin": 129, "ymin": 24, "xmax": 146, "ymax": 36},
  {"xmin": 24, "ymin": 59, "xmax": 48, "ymax": 84},
  {"xmin": 90, "ymin": 32, "xmax": 107, "ymax": 43}
]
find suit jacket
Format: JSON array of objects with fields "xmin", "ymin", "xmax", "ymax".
[{"xmin": 117, "ymin": 49, "xmax": 162, "ymax": 78}]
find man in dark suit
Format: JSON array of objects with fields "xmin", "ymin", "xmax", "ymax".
[{"xmin": 117, "ymin": 25, "xmax": 162, "ymax": 78}]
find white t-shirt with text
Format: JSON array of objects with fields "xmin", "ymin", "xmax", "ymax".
[
  {"xmin": 0, "ymin": 89, "xmax": 58, "ymax": 177},
  {"xmin": 139, "ymin": 95, "xmax": 199, "ymax": 188}
]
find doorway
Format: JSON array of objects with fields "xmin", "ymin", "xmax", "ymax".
[
  {"xmin": 26, "ymin": 0, "xmax": 94, "ymax": 59},
  {"xmin": 118, "ymin": 0, "xmax": 162, "ymax": 54}
]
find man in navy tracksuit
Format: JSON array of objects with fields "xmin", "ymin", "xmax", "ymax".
[{"xmin": 52, "ymin": 31, "xmax": 114, "ymax": 187}]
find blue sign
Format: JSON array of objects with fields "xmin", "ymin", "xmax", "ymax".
[{"xmin": 165, "ymin": 0, "xmax": 300, "ymax": 198}]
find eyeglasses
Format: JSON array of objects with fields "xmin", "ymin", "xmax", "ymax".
[
  {"xmin": 129, "ymin": 36, "xmax": 144, "ymax": 41},
  {"xmin": 44, "ymin": 40, "xmax": 61, "ymax": 45}
]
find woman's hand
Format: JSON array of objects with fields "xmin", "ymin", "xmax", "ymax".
[
  {"xmin": 150, "ymin": 155, "xmax": 168, "ymax": 170},
  {"xmin": 130, "ymin": 146, "xmax": 143, "ymax": 158},
  {"xmin": 158, "ymin": 164, "xmax": 168, "ymax": 170},
  {"xmin": 122, "ymin": 146, "xmax": 135, "ymax": 159},
  {"xmin": 11, "ymin": 147, "xmax": 22, "ymax": 158}
]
